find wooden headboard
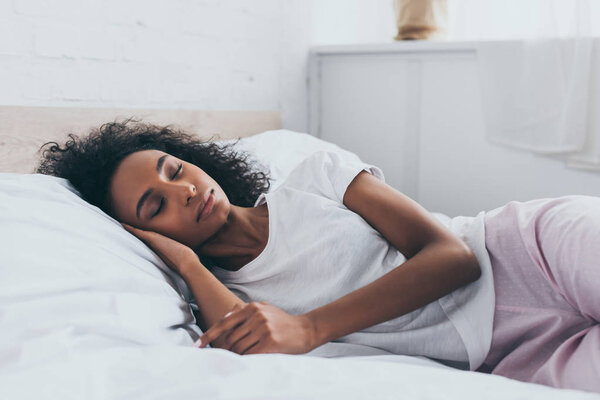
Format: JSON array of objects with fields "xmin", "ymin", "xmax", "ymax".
[{"xmin": 0, "ymin": 105, "xmax": 281, "ymax": 173}]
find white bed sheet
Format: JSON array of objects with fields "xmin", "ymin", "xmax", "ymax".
[
  {"xmin": 1, "ymin": 130, "xmax": 597, "ymax": 399},
  {"xmin": 1, "ymin": 346, "xmax": 597, "ymax": 399}
]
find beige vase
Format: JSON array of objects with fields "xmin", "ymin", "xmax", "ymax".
[{"xmin": 393, "ymin": 0, "xmax": 448, "ymax": 41}]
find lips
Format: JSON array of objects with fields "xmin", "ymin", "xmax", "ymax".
[{"xmin": 196, "ymin": 189, "xmax": 215, "ymax": 222}]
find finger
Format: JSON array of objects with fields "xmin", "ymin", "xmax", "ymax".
[
  {"xmin": 234, "ymin": 331, "xmax": 263, "ymax": 355},
  {"xmin": 121, "ymin": 223, "xmax": 143, "ymax": 235},
  {"xmin": 225, "ymin": 326, "xmax": 252, "ymax": 352},
  {"xmin": 242, "ymin": 343, "xmax": 261, "ymax": 355},
  {"xmin": 196, "ymin": 320, "xmax": 243, "ymax": 349},
  {"xmin": 197, "ymin": 305, "xmax": 252, "ymax": 347},
  {"xmin": 224, "ymin": 304, "xmax": 243, "ymax": 319},
  {"xmin": 241, "ymin": 332, "xmax": 267, "ymax": 355},
  {"xmin": 224, "ymin": 314, "xmax": 262, "ymax": 351},
  {"xmin": 197, "ymin": 303, "xmax": 251, "ymax": 347},
  {"xmin": 122, "ymin": 224, "xmax": 154, "ymax": 242},
  {"xmin": 231, "ymin": 321, "xmax": 267, "ymax": 354},
  {"xmin": 202, "ymin": 304, "xmax": 246, "ymax": 349}
]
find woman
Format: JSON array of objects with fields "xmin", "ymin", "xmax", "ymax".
[{"xmin": 37, "ymin": 120, "xmax": 599, "ymax": 393}]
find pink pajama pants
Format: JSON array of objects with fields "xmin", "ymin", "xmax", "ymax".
[{"xmin": 475, "ymin": 195, "xmax": 600, "ymax": 393}]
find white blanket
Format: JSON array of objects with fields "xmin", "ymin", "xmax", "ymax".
[{"xmin": 2, "ymin": 346, "xmax": 596, "ymax": 399}]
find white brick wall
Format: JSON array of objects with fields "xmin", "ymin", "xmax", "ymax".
[
  {"xmin": 0, "ymin": 0, "xmax": 305, "ymax": 128},
  {"xmin": 0, "ymin": 0, "xmax": 399, "ymax": 132}
]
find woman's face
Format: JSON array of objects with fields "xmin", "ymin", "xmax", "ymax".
[{"xmin": 109, "ymin": 149, "xmax": 230, "ymax": 248}]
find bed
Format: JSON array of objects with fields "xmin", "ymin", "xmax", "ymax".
[{"xmin": 1, "ymin": 106, "xmax": 597, "ymax": 399}]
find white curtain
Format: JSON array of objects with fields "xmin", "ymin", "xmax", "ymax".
[{"xmin": 448, "ymin": 0, "xmax": 600, "ymax": 171}]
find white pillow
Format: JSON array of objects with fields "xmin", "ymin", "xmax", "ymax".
[
  {"xmin": 229, "ymin": 129, "xmax": 366, "ymax": 192},
  {"xmin": 0, "ymin": 129, "xmax": 367, "ymax": 367},
  {"xmin": 0, "ymin": 173, "xmax": 201, "ymax": 365}
]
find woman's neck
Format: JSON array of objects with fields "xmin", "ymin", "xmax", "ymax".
[{"xmin": 194, "ymin": 203, "xmax": 269, "ymax": 271}]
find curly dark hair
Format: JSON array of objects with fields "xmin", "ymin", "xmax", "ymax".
[{"xmin": 35, "ymin": 118, "xmax": 272, "ymax": 218}]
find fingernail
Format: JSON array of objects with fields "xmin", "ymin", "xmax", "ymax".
[
  {"xmin": 224, "ymin": 312, "xmax": 233, "ymax": 318},
  {"xmin": 194, "ymin": 338, "xmax": 203, "ymax": 347}
]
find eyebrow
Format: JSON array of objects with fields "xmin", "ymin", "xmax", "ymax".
[{"xmin": 136, "ymin": 154, "xmax": 168, "ymax": 219}]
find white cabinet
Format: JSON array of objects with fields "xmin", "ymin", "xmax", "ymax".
[
  {"xmin": 308, "ymin": 42, "xmax": 600, "ymax": 216},
  {"xmin": 318, "ymin": 55, "xmax": 420, "ymax": 201}
]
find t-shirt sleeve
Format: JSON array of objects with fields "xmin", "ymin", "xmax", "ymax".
[{"xmin": 282, "ymin": 150, "xmax": 385, "ymax": 204}]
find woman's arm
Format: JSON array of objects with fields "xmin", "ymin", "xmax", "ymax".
[
  {"xmin": 197, "ymin": 171, "xmax": 481, "ymax": 354},
  {"xmin": 179, "ymin": 260, "xmax": 246, "ymax": 334},
  {"xmin": 198, "ymin": 240, "xmax": 479, "ymax": 354},
  {"xmin": 120, "ymin": 223, "xmax": 246, "ymax": 349},
  {"xmin": 304, "ymin": 240, "xmax": 480, "ymax": 348},
  {"xmin": 305, "ymin": 170, "xmax": 481, "ymax": 347}
]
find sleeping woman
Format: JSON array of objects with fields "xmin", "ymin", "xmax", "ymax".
[{"xmin": 36, "ymin": 120, "xmax": 600, "ymax": 394}]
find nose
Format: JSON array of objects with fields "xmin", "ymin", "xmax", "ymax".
[
  {"xmin": 179, "ymin": 182, "xmax": 196, "ymax": 205},
  {"xmin": 161, "ymin": 181, "xmax": 197, "ymax": 206}
]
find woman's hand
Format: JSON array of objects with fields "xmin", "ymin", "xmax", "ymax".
[
  {"xmin": 195, "ymin": 301, "xmax": 318, "ymax": 355},
  {"xmin": 121, "ymin": 223, "xmax": 199, "ymax": 274}
]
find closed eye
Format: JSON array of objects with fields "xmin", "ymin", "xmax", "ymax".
[
  {"xmin": 152, "ymin": 198, "xmax": 165, "ymax": 217},
  {"xmin": 172, "ymin": 163, "xmax": 182, "ymax": 179},
  {"xmin": 152, "ymin": 163, "xmax": 182, "ymax": 218}
]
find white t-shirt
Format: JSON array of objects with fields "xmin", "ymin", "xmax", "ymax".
[{"xmin": 208, "ymin": 151, "xmax": 495, "ymax": 371}]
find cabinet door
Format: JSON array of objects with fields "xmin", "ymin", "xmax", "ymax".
[{"xmin": 315, "ymin": 55, "xmax": 420, "ymax": 200}]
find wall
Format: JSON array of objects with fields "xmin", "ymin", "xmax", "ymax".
[
  {"xmin": 4, "ymin": 1, "xmax": 595, "ymax": 135},
  {"xmin": 0, "ymin": 0, "xmax": 406, "ymax": 134},
  {"xmin": 0, "ymin": 0, "xmax": 311, "ymax": 131},
  {"xmin": 0, "ymin": 0, "xmax": 405, "ymax": 134},
  {"xmin": 309, "ymin": 0, "xmax": 396, "ymax": 45}
]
